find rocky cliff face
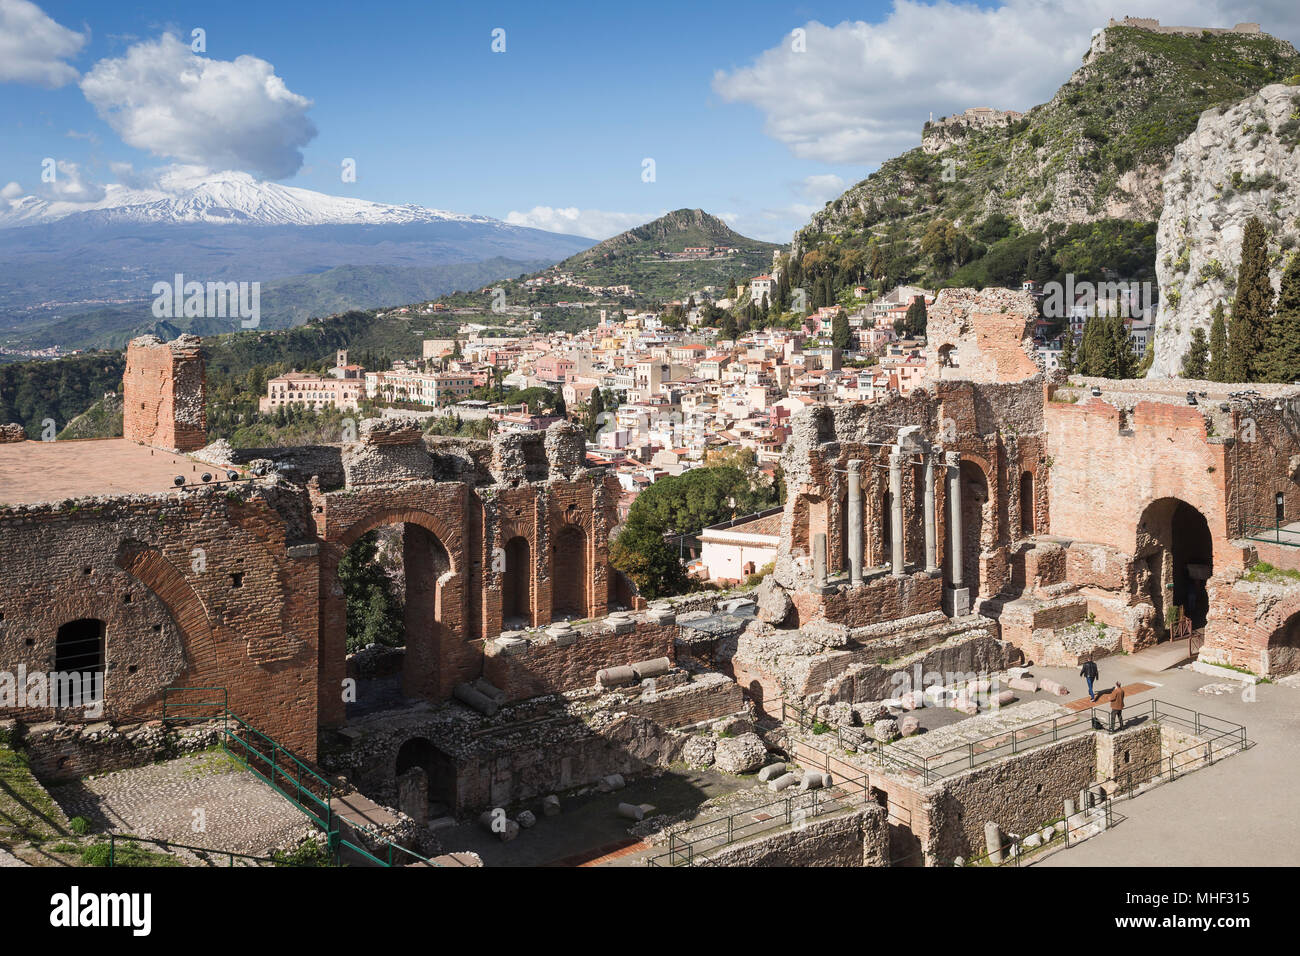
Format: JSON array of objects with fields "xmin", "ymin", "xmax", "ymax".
[
  {"xmin": 794, "ymin": 25, "xmax": 1300, "ymax": 269},
  {"xmin": 1148, "ymin": 83, "xmax": 1300, "ymax": 378}
]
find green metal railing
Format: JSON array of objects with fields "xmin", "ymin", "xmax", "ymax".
[
  {"xmin": 782, "ymin": 697, "xmax": 1248, "ymax": 785},
  {"xmin": 646, "ymin": 785, "xmax": 856, "ymax": 867},
  {"xmin": 162, "ymin": 686, "xmax": 433, "ymax": 867}
]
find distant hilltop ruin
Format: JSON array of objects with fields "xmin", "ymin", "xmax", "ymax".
[
  {"xmin": 1106, "ymin": 17, "xmax": 1260, "ymax": 36},
  {"xmin": 1087, "ymin": 17, "xmax": 1263, "ymax": 59},
  {"xmin": 922, "ymin": 107, "xmax": 1024, "ymax": 153}
]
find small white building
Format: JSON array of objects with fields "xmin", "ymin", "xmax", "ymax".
[{"xmin": 697, "ymin": 507, "xmax": 783, "ymax": 585}]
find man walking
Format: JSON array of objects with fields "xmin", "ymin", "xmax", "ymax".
[
  {"xmin": 1109, "ymin": 681, "xmax": 1126, "ymax": 732},
  {"xmin": 1080, "ymin": 658, "xmax": 1099, "ymax": 701}
]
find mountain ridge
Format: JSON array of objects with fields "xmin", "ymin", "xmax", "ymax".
[{"xmin": 0, "ymin": 169, "xmax": 503, "ymax": 229}]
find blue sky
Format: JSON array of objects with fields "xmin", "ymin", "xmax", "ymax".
[{"xmin": 4, "ymin": 0, "xmax": 1300, "ymax": 242}]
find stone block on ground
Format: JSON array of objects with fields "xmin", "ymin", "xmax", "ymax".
[
  {"xmin": 714, "ymin": 732, "xmax": 767, "ymax": 774},
  {"xmin": 542, "ymin": 794, "xmax": 561, "ymax": 817},
  {"xmin": 757, "ymin": 762, "xmax": 787, "ymax": 782},
  {"xmin": 1008, "ymin": 677, "xmax": 1037, "ymax": 692},
  {"xmin": 873, "ymin": 718, "xmax": 900, "ymax": 743},
  {"xmin": 899, "ymin": 715, "xmax": 921, "ymax": 737},
  {"xmin": 683, "ymin": 735, "xmax": 716, "ymax": 769}
]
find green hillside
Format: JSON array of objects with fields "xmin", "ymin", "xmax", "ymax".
[
  {"xmin": 794, "ymin": 24, "xmax": 1300, "ymax": 293},
  {"xmin": 437, "ymin": 209, "xmax": 782, "ymax": 308}
]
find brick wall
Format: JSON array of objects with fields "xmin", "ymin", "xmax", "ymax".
[
  {"xmin": 122, "ymin": 335, "xmax": 207, "ymax": 453},
  {"xmin": 0, "ymin": 488, "xmax": 319, "ymax": 757}
]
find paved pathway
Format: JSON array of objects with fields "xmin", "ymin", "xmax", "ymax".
[
  {"xmin": 48, "ymin": 750, "xmax": 313, "ymax": 856},
  {"xmin": 1025, "ymin": 657, "xmax": 1299, "ymax": 866}
]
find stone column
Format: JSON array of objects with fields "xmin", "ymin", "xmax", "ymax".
[
  {"xmin": 847, "ymin": 460, "xmax": 864, "ymax": 586},
  {"xmin": 813, "ymin": 531, "xmax": 828, "ymax": 589},
  {"xmin": 889, "ymin": 449, "xmax": 905, "ymax": 577},
  {"xmin": 924, "ymin": 453, "xmax": 938, "ymax": 574},
  {"xmin": 946, "ymin": 451, "xmax": 964, "ymax": 588}
]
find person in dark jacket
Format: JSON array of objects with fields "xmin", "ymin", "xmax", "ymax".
[{"xmin": 1080, "ymin": 658, "xmax": 1100, "ymax": 701}]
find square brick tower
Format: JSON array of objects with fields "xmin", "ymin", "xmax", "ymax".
[{"xmin": 123, "ymin": 334, "xmax": 208, "ymax": 452}]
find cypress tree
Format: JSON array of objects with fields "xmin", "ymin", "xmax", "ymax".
[
  {"xmin": 1206, "ymin": 302, "xmax": 1229, "ymax": 382},
  {"xmin": 1181, "ymin": 327, "xmax": 1210, "ymax": 379},
  {"xmin": 1060, "ymin": 330, "xmax": 1076, "ymax": 374},
  {"xmin": 1111, "ymin": 315, "xmax": 1136, "ymax": 379},
  {"xmin": 1227, "ymin": 217, "xmax": 1273, "ymax": 382},
  {"xmin": 1259, "ymin": 253, "xmax": 1300, "ymax": 383}
]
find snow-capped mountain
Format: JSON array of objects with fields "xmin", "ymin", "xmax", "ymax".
[
  {"xmin": 0, "ymin": 169, "xmax": 502, "ymax": 229},
  {"xmin": 0, "ymin": 169, "xmax": 594, "ymax": 343}
]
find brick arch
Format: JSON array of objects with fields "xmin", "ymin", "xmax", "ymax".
[
  {"xmin": 551, "ymin": 520, "xmax": 591, "ymax": 619},
  {"xmin": 319, "ymin": 506, "xmax": 467, "ymax": 727},
  {"xmin": 115, "ymin": 542, "xmax": 217, "ymax": 687},
  {"xmin": 331, "ymin": 507, "xmax": 460, "ymax": 575}
]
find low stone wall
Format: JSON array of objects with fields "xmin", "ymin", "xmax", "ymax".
[
  {"xmin": 483, "ymin": 619, "xmax": 676, "ymax": 702},
  {"xmin": 1097, "ymin": 723, "xmax": 1162, "ymax": 789},
  {"xmin": 922, "ymin": 733, "xmax": 1096, "ymax": 865},
  {"xmin": 791, "ymin": 571, "xmax": 942, "ymax": 629},
  {"xmin": 16, "ymin": 718, "xmax": 223, "ymax": 784},
  {"xmin": 702, "ymin": 805, "xmax": 889, "ymax": 867},
  {"xmin": 621, "ymin": 672, "xmax": 746, "ymax": 729}
]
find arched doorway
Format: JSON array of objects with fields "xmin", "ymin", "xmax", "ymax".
[
  {"xmin": 502, "ymin": 536, "xmax": 532, "ymax": 627},
  {"xmin": 1019, "ymin": 471, "xmax": 1035, "ymax": 537},
  {"xmin": 336, "ymin": 517, "xmax": 453, "ymax": 710},
  {"xmin": 552, "ymin": 524, "xmax": 588, "ymax": 619},
  {"xmin": 1268, "ymin": 612, "xmax": 1300, "ymax": 676},
  {"xmin": 1136, "ymin": 498, "xmax": 1213, "ymax": 632},
  {"xmin": 961, "ymin": 461, "xmax": 989, "ymax": 597},
  {"xmin": 394, "ymin": 736, "xmax": 456, "ymax": 811}
]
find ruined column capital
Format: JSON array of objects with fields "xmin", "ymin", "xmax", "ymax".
[
  {"xmin": 944, "ymin": 450, "xmax": 962, "ymax": 469},
  {"xmin": 846, "ymin": 458, "xmax": 863, "ymax": 475}
]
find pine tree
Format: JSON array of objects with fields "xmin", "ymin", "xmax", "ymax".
[
  {"xmin": 1227, "ymin": 217, "xmax": 1273, "ymax": 382},
  {"xmin": 1181, "ymin": 327, "xmax": 1210, "ymax": 379},
  {"xmin": 1206, "ymin": 303, "xmax": 1229, "ymax": 382}
]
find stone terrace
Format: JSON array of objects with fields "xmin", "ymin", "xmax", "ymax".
[{"xmin": 0, "ymin": 438, "xmax": 219, "ymax": 505}]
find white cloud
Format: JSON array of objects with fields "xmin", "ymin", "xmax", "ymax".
[
  {"xmin": 505, "ymin": 205, "xmax": 658, "ymax": 239},
  {"xmin": 1, "ymin": 181, "xmax": 22, "ymax": 200},
  {"xmin": 714, "ymin": 0, "xmax": 1300, "ymax": 166},
  {"xmin": 0, "ymin": 0, "xmax": 85, "ymax": 87},
  {"xmin": 80, "ymin": 33, "xmax": 317, "ymax": 179},
  {"xmin": 799, "ymin": 174, "xmax": 845, "ymax": 199},
  {"xmin": 43, "ymin": 160, "xmax": 105, "ymax": 202}
]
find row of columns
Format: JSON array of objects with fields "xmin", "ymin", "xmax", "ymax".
[{"xmin": 817, "ymin": 448, "xmax": 966, "ymax": 588}]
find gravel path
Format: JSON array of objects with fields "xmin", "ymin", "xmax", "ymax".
[{"xmin": 48, "ymin": 750, "xmax": 314, "ymax": 856}]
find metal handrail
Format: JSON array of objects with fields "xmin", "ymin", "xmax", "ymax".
[
  {"xmin": 161, "ymin": 685, "xmax": 435, "ymax": 867},
  {"xmin": 782, "ymin": 697, "xmax": 1247, "ymax": 784}
]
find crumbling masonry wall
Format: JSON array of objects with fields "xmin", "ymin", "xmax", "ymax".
[{"xmin": 123, "ymin": 334, "xmax": 207, "ymax": 453}]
